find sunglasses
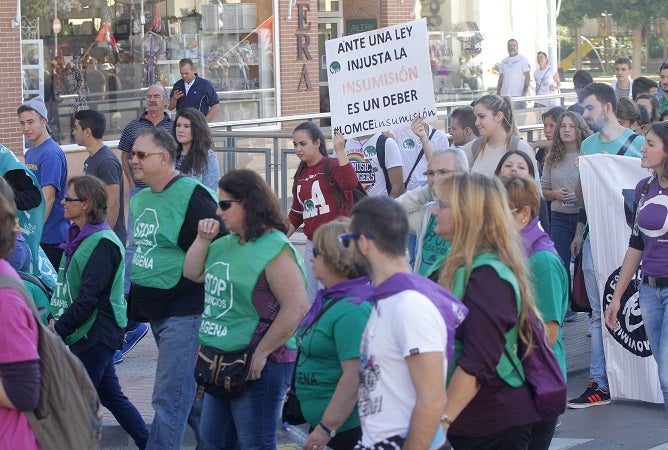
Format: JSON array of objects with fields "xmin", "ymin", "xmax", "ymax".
[
  {"xmin": 312, "ymin": 248, "xmax": 323, "ymax": 257},
  {"xmin": 218, "ymin": 199, "xmax": 241, "ymax": 210},
  {"xmin": 130, "ymin": 150, "xmax": 164, "ymax": 160},
  {"xmin": 338, "ymin": 233, "xmax": 374, "ymax": 248},
  {"xmin": 64, "ymin": 196, "xmax": 83, "ymax": 202}
]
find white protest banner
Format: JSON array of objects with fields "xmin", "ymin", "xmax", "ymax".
[
  {"xmin": 580, "ymin": 154, "xmax": 662, "ymax": 403},
  {"xmin": 325, "ymin": 18, "xmax": 436, "ymax": 139}
]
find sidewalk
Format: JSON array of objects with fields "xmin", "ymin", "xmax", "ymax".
[{"xmin": 103, "ymin": 244, "xmax": 665, "ymax": 449}]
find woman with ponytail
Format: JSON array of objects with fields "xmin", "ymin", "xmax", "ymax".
[{"xmin": 462, "ymin": 94, "xmax": 540, "ymax": 185}]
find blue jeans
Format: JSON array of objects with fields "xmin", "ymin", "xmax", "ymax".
[
  {"xmin": 550, "ymin": 211, "xmax": 579, "ymax": 291},
  {"xmin": 77, "ymin": 342, "xmax": 149, "ymax": 449},
  {"xmin": 304, "ymin": 240, "xmax": 321, "ymax": 305},
  {"xmin": 582, "ymin": 239, "xmax": 608, "ymax": 389},
  {"xmin": 200, "ymin": 359, "xmax": 293, "ymax": 450},
  {"xmin": 147, "ymin": 314, "xmax": 202, "ymax": 450},
  {"xmin": 638, "ymin": 283, "xmax": 668, "ymax": 414},
  {"xmin": 124, "ymin": 186, "xmax": 142, "ymax": 294}
]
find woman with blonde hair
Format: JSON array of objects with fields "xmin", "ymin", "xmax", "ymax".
[
  {"xmin": 430, "ymin": 173, "xmax": 553, "ymax": 449},
  {"xmin": 294, "ymin": 218, "xmax": 372, "ymax": 449},
  {"xmin": 461, "ymin": 94, "xmax": 540, "ymax": 185}
]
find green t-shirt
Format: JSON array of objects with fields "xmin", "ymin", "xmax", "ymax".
[
  {"xmin": 296, "ymin": 298, "xmax": 371, "ymax": 432},
  {"xmin": 580, "ymin": 128, "xmax": 644, "ymax": 157},
  {"xmin": 528, "ymin": 250, "xmax": 568, "ymax": 379},
  {"xmin": 199, "ymin": 230, "xmax": 305, "ymax": 351},
  {"xmin": 418, "ymin": 215, "xmax": 451, "ymax": 277}
]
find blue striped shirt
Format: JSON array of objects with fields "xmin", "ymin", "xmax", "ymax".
[{"xmin": 118, "ymin": 112, "xmax": 173, "ymax": 189}]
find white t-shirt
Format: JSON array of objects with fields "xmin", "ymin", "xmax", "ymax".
[
  {"xmin": 392, "ymin": 126, "xmax": 451, "ymax": 190},
  {"xmin": 461, "ymin": 137, "xmax": 541, "ymax": 186},
  {"xmin": 343, "ymin": 133, "xmax": 403, "ymax": 197},
  {"xmin": 358, "ymin": 290, "xmax": 447, "ymax": 446},
  {"xmin": 534, "ymin": 65, "xmax": 559, "ymax": 107},
  {"xmin": 498, "ymin": 54, "xmax": 531, "ymax": 97}
]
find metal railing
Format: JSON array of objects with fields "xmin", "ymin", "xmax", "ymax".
[{"xmin": 62, "ymin": 92, "xmax": 572, "ymax": 211}]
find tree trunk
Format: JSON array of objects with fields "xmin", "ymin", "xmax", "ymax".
[{"xmin": 632, "ymin": 26, "xmax": 642, "ymax": 77}]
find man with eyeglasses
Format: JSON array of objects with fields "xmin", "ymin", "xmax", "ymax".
[
  {"xmin": 396, "ymin": 148, "xmax": 469, "ymax": 275},
  {"xmin": 116, "ymin": 83, "xmax": 173, "ymax": 359},
  {"xmin": 127, "ymin": 127, "xmax": 224, "ymax": 449},
  {"xmin": 344, "ymin": 196, "xmax": 467, "ymax": 450}
]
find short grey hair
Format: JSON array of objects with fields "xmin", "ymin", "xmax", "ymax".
[
  {"xmin": 147, "ymin": 82, "xmax": 169, "ymax": 99},
  {"xmin": 431, "ymin": 148, "xmax": 469, "ymax": 173}
]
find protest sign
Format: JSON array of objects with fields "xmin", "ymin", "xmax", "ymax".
[
  {"xmin": 580, "ymin": 154, "xmax": 662, "ymax": 403},
  {"xmin": 325, "ymin": 18, "xmax": 436, "ymax": 139}
]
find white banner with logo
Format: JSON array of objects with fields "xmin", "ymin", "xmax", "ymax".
[
  {"xmin": 580, "ymin": 153, "xmax": 662, "ymax": 403},
  {"xmin": 325, "ymin": 18, "xmax": 436, "ymax": 139}
]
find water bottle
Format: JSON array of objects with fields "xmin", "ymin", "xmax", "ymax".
[{"xmin": 281, "ymin": 422, "xmax": 334, "ymax": 450}]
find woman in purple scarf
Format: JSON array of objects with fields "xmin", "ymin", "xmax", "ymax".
[
  {"xmin": 503, "ymin": 174, "xmax": 568, "ymax": 377},
  {"xmin": 48, "ymin": 175, "xmax": 148, "ymax": 449},
  {"xmin": 295, "ymin": 218, "xmax": 373, "ymax": 450}
]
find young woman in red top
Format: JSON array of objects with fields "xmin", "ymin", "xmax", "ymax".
[{"xmin": 287, "ymin": 122, "xmax": 359, "ymax": 302}]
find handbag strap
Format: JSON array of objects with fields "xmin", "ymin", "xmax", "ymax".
[
  {"xmin": 403, "ymin": 127, "xmax": 436, "ymax": 189},
  {"xmin": 617, "ymin": 133, "xmax": 640, "ymax": 156},
  {"xmin": 632, "ymin": 176, "xmax": 654, "ymax": 237},
  {"xmin": 291, "ymin": 298, "xmax": 342, "ymax": 390}
]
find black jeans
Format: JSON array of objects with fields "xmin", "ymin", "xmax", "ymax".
[{"xmin": 449, "ymin": 423, "xmax": 533, "ymax": 450}]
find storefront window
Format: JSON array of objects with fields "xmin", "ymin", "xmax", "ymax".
[{"xmin": 20, "ymin": 0, "xmax": 276, "ymax": 142}]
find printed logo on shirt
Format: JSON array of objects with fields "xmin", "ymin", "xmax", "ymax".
[
  {"xmin": 409, "ymin": 348, "xmax": 420, "ymax": 355},
  {"xmin": 201, "ymin": 261, "xmax": 233, "ymax": 338},
  {"xmin": 132, "ymin": 208, "xmax": 159, "ymax": 270},
  {"xmin": 402, "ymin": 138, "xmax": 417, "ymax": 151},
  {"xmin": 297, "ymin": 181, "xmax": 331, "ymax": 218},
  {"xmin": 602, "ymin": 266, "xmax": 651, "ymax": 357},
  {"xmin": 347, "ymin": 151, "xmax": 376, "ymax": 191}
]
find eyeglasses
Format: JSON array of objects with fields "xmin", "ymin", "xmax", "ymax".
[
  {"xmin": 64, "ymin": 196, "xmax": 83, "ymax": 202},
  {"xmin": 423, "ymin": 168, "xmax": 460, "ymax": 177},
  {"xmin": 130, "ymin": 150, "xmax": 165, "ymax": 160},
  {"xmin": 218, "ymin": 199, "xmax": 241, "ymax": 210},
  {"xmin": 338, "ymin": 233, "xmax": 374, "ymax": 248},
  {"xmin": 312, "ymin": 248, "xmax": 323, "ymax": 257}
]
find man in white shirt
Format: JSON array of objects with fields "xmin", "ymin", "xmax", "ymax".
[
  {"xmin": 497, "ymin": 39, "xmax": 531, "ymax": 108},
  {"xmin": 346, "ymin": 196, "xmax": 466, "ymax": 449},
  {"xmin": 343, "ymin": 133, "xmax": 404, "ymax": 198}
]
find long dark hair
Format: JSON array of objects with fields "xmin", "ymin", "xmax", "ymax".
[
  {"xmin": 218, "ymin": 169, "xmax": 289, "ymax": 241},
  {"xmin": 494, "ymin": 150, "xmax": 536, "ymax": 179},
  {"xmin": 649, "ymin": 121, "xmax": 668, "ymax": 177},
  {"xmin": 292, "ymin": 122, "xmax": 328, "ymax": 197},
  {"xmin": 172, "ymin": 107, "xmax": 214, "ymax": 176}
]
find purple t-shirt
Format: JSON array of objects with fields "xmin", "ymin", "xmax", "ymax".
[
  {"xmin": 0, "ymin": 260, "xmax": 40, "ymax": 450},
  {"xmin": 448, "ymin": 266, "xmax": 540, "ymax": 438},
  {"xmin": 632, "ymin": 177, "xmax": 668, "ymax": 277}
]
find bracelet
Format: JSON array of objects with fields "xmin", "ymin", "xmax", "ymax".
[{"xmin": 440, "ymin": 414, "xmax": 453, "ymax": 426}]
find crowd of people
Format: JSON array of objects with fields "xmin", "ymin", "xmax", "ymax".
[{"xmin": 2, "ymin": 50, "xmax": 668, "ymax": 450}]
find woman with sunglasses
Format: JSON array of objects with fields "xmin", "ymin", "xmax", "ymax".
[
  {"xmin": 430, "ymin": 173, "xmax": 549, "ymax": 449},
  {"xmin": 184, "ymin": 169, "xmax": 309, "ymax": 449},
  {"xmin": 294, "ymin": 218, "xmax": 372, "ymax": 450},
  {"xmin": 288, "ymin": 122, "xmax": 359, "ymax": 303},
  {"xmin": 49, "ymin": 175, "xmax": 149, "ymax": 448},
  {"xmin": 172, "ymin": 107, "xmax": 220, "ymax": 191},
  {"xmin": 605, "ymin": 121, "xmax": 668, "ymax": 415}
]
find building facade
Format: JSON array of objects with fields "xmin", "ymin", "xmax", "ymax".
[{"xmin": 2, "ymin": 0, "xmax": 553, "ymax": 152}]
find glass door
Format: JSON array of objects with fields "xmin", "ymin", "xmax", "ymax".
[{"xmin": 318, "ymin": 19, "xmax": 342, "ymax": 123}]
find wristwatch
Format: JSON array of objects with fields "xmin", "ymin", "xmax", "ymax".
[{"xmin": 319, "ymin": 422, "xmax": 336, "ymax": 438}]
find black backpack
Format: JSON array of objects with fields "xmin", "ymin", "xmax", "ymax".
[{"xmin": 324, "ymin": 157, "xmax": 367, "ymax": 214}]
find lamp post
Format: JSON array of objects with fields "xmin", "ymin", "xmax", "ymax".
[{"xmin": 53, "ymin": 0, "xmax": 61, "ymax": 56}]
